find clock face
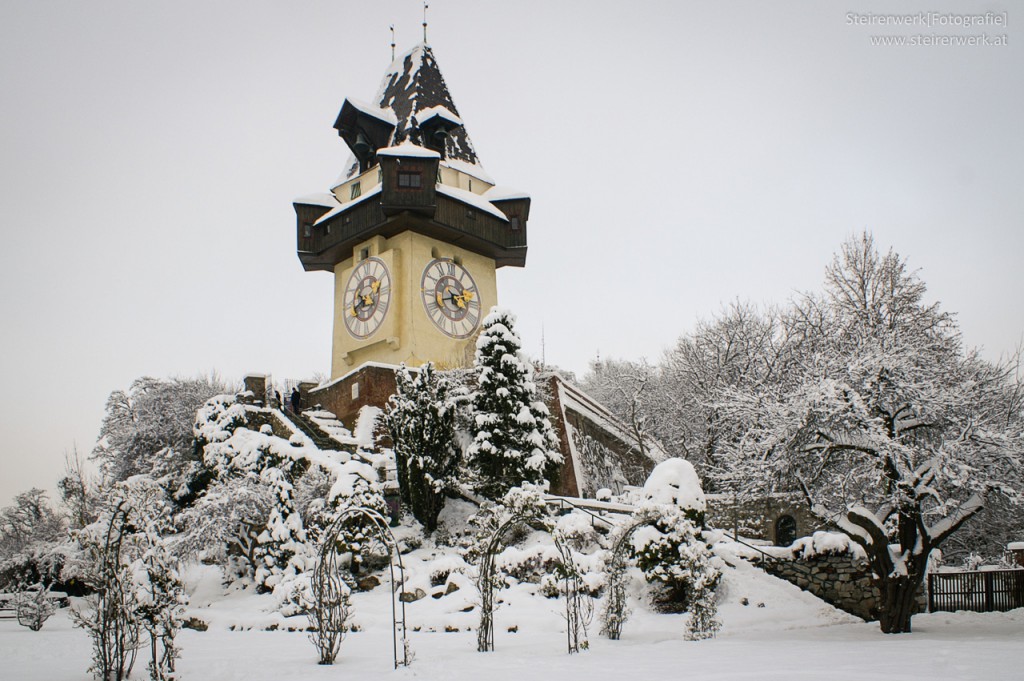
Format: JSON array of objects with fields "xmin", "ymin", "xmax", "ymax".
[
  {"xmin": 343, "ymin": 257, "xmax": 391, "ymax": 339},
  {"xmin": 420, "ymin": 259, "xmax": 482, "ymax": 339}
]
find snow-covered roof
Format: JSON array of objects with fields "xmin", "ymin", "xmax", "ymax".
[
  {"xmin": 344, "ymin": 96, "xmax": 398, "ymax": 126},
  {"xmin": 444, "ymin": 158, "xmax": 493, "ymax": 185},
  {"xmin": 416, "ymin": 104, "xmax": 464, "ymax": 128},
  {"xmin": 313, "ymin": 185, "xmax": 382, "ymax": 225},
  {"xmin": 294, "ymin": 192, "xmax": 341, "ymax": 208},
  {"xmin": 376, "ymin": 142, "xmax": 441, "ymax": 159},
  {"xmin": 483, "ymin": 186, "xmax": 530, "ymax": 201},
  {"xmin": 436, "ymin": 184, "xmax": 508, "ymax": 221}
]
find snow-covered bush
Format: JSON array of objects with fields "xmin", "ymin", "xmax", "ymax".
[
  {"xmin": 0, "ymin": 489, "xmax": 67, "ymax": 593},
  {"xmin": 641, "ymin": 458, "xmax": 706, "ymax": 525},
  {"xmin": 602, "ymin": 460, "xmax": 719, "ymax": 640},
  {"xmin": 554, "ymin": 512, "xmax": 602, "ymax": 552},
  {"xmin": 472, "ymin": 485, "xmax": 593, "ymax": 654},
  {"xmin": 305, "ymin": 567, "xmax": 352, "ymax": 665},
  {"xmin": 176, "ymin": 475, "xmax": 276, "ymax": 574},
  {"xmin": 384, "ymin": 363, "xmax": 461, "ymax": 532},
  {"xmin": 14, "ymin": 584, "xmax": 55, "ymax": 631},
  {"xmin": 132, "ymin": 526, "xmax": 186, "ymax": 679},
  {"xmin": 788, "ymin": 531, "xmax": 867, "ymax": 560},
  {"xmin": 192, "ymin": 396, "xmax": 314, "ymax": 591},
  {"xmin": 68, "ymin": 477, "xmax": 187, "ymax": 681},
  {"xmin": 631, "ymin": 459, "xmax": 717, "ymax": 629},
  {"xmin": 468, "ymin": 309, "xmax": 562, "ymax": 499},
  {"xmin": 427, "ymin": 554, "xmax": 469, "ymax": 586}
]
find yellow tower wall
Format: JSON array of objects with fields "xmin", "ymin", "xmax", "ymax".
[{"xmin": 331, "ymin": 230, "xmax": 498, "ymax": 377}]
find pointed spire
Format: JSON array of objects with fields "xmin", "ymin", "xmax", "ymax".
[{"xmin": 374, "ymin": 43, "xmax": 480, "ymax": 166}]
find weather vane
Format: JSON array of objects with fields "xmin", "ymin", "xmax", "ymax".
[
  {"xmin": 390, "ymin": 24, "xmax": 395, "ymax": 60},
  {"xmin": 423, "ymin": 2, "xmax": 429, "ymax": 44}
]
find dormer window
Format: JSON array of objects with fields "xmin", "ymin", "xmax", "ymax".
[
  {"xmin": 398, "ymin": 171, "xmax": 422, "ymax": 189},
  {"xmin": 350, "ymin": 183, "xmax": 362, "ymax": 200}
]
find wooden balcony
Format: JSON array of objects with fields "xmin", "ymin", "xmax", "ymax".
[{"xmin": 295, "ymin": 157, "xmax": 529, "ymax": 271}]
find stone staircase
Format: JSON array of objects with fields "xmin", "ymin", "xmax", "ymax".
[{"xmin": 280, "ymin": 408, "xmax": 345, "ymax": 451}]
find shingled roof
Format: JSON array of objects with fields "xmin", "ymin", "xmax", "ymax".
[{"xmin": 339, "ymin": 43, "xmax": 482, "ymax": 180}]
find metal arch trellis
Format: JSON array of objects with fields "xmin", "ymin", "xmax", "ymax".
[
  {"xmin": 600, "ymin": 518, "xmax": 652, "ymax": 641},
  {"xmin": 476, "ymin": 511, "xmax": 590, "ymax": 655},
  {"xmin": 95, "ymin": 501, "xmax": 140, "ymax": 681},
  {"xmin": 313, "ymin": 506, "xmax": 410, "ymax": 668}
]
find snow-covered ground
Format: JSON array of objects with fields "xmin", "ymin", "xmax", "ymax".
[{"xmin": 4, "ymin": 552, "xmax": 1022, "ymax": 681}]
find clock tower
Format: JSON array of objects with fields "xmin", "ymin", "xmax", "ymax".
[{"xmin": 294, "ymin": 43, "xmax": 529, "ymax": 381}]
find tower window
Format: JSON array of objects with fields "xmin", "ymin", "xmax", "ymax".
[
  {"xmin": 350, "ymin": 183, "xmax": 362, "ymax": 200},
  {"xmin": 398, "ymin": 170, "xmax": 422, "ymax": 189},
  {"xmin": 302, "ymin": 223, "xmax": 312, "ymax": 238}
]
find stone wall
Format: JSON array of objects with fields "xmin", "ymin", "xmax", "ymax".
[
  {"xmin": 542, "ymin": 374, "xmax": 660, "ymax": 498},
  {"xmin": 243, "ymin": 375, "xmax": 268, "ymax": 404},
  {"xmin": 755, "ymin": 551, "xmax": 881, "ymax": 621},
  {"xmin": 751, "ymin": 543, "xmax": 926, "ymax": 621},
  {"xmin": 308, "ymin": 365, "xmax": 397, "ymax": 429},
  {"xmin": 706, "ymin": 493, "xmax": 825, "ymax": 545}
]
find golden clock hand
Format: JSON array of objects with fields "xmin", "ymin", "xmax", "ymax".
[{"xmin": 371, "ymin": 280, "xmax": 381, "ymax": 293}]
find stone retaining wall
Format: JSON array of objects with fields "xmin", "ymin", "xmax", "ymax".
[
  {"xmin": 755, "ymin": 551, "xmax": 880, "ymax": 621},
  {"xmin": 752, "ymin": 548, "xmax": 926, "ymax": 621}
]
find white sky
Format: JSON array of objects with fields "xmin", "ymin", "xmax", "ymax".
[{"xmin": 2, "ymin": 0, "xmax": 1021, "ymax": 508}]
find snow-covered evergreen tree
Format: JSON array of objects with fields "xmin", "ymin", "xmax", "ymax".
[
  {"xmin": 384, "ymin": 363, "xmax": 461, "ymax": 532},
  {"xmin": 468, "ymin": 308, "xmax": 561, "ymax": 499}
]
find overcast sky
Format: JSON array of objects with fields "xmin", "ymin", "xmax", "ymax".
[{"xmin": 2, "ymin": 0, "xmax": 1021, "ymax": 508}]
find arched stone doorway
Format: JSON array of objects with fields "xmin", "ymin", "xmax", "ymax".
[{"xmin": 774, "ymin": 514, "xmax": 797, "ymax": 547}]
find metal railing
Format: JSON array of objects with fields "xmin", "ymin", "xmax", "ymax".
[{"xmin": 928, "ymin": 569, "xmax": 1024, "ymax": 613}]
